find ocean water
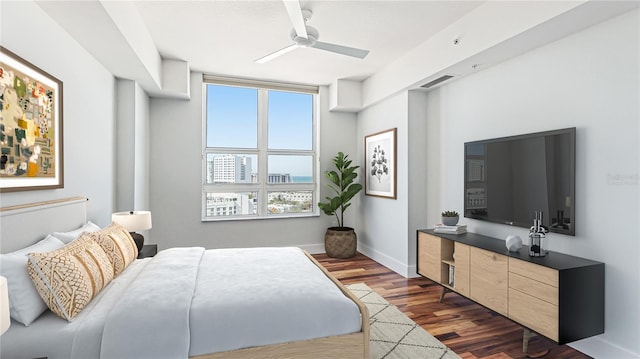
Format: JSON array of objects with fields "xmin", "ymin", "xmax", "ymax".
[{"xmin": 292, "ymin": 176, "xmax": 313, "ymax": 183}]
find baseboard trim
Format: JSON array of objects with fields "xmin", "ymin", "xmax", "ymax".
[
  {"xmin": 406, "ymin": 264, "xmax": 419, "ymax": 278},
  {"xmin": 356, "ymin": 242, "xmax": 412, "ymax": 278},
  {"xmin": 569, "ymin": 336, "xmax": 640, "ymax": 358}
]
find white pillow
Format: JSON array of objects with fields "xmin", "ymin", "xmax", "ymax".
[
  {"xmin": 51, "ymin": 221, "xmax": 101, "ymax": 244},
  {"xmin": 0, "ymin": 235, "xmax": 65, "ymax": 326}
]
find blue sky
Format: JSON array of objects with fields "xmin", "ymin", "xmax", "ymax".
[{"xmin": 206, "ymin": 84, "xmax": 313, "ymax": 176}]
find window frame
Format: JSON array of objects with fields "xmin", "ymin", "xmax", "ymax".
[{"xmin": 201, "ymin": 76, "xmax": 319, "ymax": 221}]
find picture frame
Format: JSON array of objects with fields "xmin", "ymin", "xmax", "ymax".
[
  {"xmin": 0, "ymin": 46, "xmax": 63, "ymax": 192},
  {"xmin": 365, "ymin": 128, "xmax": 396, "ymax": 199}
]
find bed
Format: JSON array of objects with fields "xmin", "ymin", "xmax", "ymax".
[{"xmin": 0, "ymin": 197, "xmax": 369, "ymax": 358}]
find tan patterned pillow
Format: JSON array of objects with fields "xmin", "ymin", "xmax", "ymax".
[
  {"xmin": 89, "ymin": 222, "xmax": 138, "ymax": 276},
  {"xmin": 27, "ymin": 234, "xmax": 114, "ymax": 321}
]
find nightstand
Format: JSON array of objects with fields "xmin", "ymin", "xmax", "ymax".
[{"xmin": 138, "ymin": 244, "xmax": 158, "ymax": 259}]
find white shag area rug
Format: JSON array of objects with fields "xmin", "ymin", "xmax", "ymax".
[{"xmin": 346, "ymin": 283, "xmax": 461, "ymax": 359}]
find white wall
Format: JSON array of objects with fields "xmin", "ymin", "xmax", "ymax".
[
  {"xmin": 115, "ymin": 80, "xmax": 136, "ymax": 210},
  {"xmin": 133, "ymin": 82, "xmax": 150, "ymax": 212},
  {"xmin": 148, "ymin": 73, "xmax": 358, "ymax": 251},
  {"xmin": 407, "ymin": 90, "xmax": 429, "ymax": 277},
  {"xmin": 355, "ymin": 89, "xmax": 429, "ymax": 278},
  {"xmin": 0, "ymin": 1, "xmax": 116, "ymax": 227},
  {"xmin": 356, "ymin": 92, "xmax": 410, "ymax": 275},
  {"xmin": 115, "ymin": 79, "xmax": 150, "ymax": 213},
  {"xmin": 114, "ymin": 79, "xmax": 150, "ymax": 240},
  {"xmin": 361, "ymin": 1, "xmax": 637, "ymax": 109},
  {"xmin": 427, "ymin": 9, "xmax": 639, "ymax": 357}
]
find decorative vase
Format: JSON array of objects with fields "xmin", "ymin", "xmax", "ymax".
[
  {"xmin": 130, "ymin": 232, "xmax": 144, "ymax": 252},
  {"xmin": 324, "ymin": 227, "xmax": 357, "ymax": 259},
  {"xmin": 441, "ymin": 216, "xmax": 459, "ymax": 226},
  {"xmin": 505, "ymin": 235, "xmax": 523, "ymax": 252}
]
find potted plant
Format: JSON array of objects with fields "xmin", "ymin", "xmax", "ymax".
[
  {"xmin": 318, "ymin": 152, "xmax": 363, "ymax": 258},
  {"xmin": 441, "ymin": 210, "xmax": 459, "ymax": 226}
]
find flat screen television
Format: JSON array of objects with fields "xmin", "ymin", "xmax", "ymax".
[{"xmin": 464, "ymin": 128, "xmax": 576, "ymax": 236}]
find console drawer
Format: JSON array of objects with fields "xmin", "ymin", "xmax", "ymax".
[
  {"xmin": 509, "ymin": 272, "xmax": 558, "ymax": 306},
  {"xmin": 509, "ymin": 288, "xmax": 559, "ymax": 341},
  {"xmin": 509, "ymin": 257, "xmax": 558, "ymax": 287}
]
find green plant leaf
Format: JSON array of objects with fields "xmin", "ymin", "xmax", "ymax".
[
  {"xmin": 317, "ymin": 151, "xmax": 363, "ymax": 227},
  {"xmin": 325, "ymin": 171, "xmax": 339, "ymax": 184}
]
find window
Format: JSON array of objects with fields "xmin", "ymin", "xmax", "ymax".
[{"xmin": 202, "ymin": 76, "xmax": 318, "ymax": 220}]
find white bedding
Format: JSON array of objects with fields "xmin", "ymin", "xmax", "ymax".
[
  {"xmin": 0, "ymin": 257, "xmax": 151, "ymax": 359},
  {"xmin": 0, "ymin": 247, "xmax": 362, "ymax": 359},
  {"xmin": 189, "ymin": 247, "xmax": 362, "ymax": 355}
]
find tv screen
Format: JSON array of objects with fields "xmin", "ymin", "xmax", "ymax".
[{"xmin": 464, "ymin": 128, "xmax": 576, "ymax": 236}]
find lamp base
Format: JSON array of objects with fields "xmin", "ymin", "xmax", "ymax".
[{"xmin": 130, "ymin": 232, "xmax": 144, "ymax": 252}]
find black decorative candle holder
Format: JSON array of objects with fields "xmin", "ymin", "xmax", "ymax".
[{"xmin": 529, "ymin": 211, "xmax": 548, "ymax": 257}]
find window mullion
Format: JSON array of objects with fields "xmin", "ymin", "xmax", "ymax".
[{"xmin": 257, "ymin": 89, "xmax": 269, "ymax": 217}]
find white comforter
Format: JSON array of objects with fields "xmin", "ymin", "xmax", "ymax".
[{"xmin": 1, "ymin": 247, "xmax": 362, "ymax": 359}]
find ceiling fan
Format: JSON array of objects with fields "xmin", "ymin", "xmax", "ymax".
[{"xmin": 255, "ymin": 0, "xmax": 370, "ymax": 64}]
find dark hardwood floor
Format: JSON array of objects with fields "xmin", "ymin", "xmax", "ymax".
[{"xmin": 313, "ymin": 252, "xmax": 591, "ymax": 359}]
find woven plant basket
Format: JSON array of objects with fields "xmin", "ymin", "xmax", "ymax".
[{"xmin": 324, "ymin": 227, "xmax": 357, "ymax": 259}]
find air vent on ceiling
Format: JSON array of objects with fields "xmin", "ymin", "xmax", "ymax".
[{"xmin": 421, "ymin": 75, "xmax": 454, "ymax": 89}]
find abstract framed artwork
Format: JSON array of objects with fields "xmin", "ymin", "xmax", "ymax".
[
  {"xmin": 0, "ymin": 46, "xmax": 63, "ymax": 192},
  {"xmin": 365, "ymin": 128, "xmax": 396, "ymax": 199}
]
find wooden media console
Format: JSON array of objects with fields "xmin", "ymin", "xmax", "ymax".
[{"xmin": 417, "ymin": 229, "xmax": 604, "ymax": 346}]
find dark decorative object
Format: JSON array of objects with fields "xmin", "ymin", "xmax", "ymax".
[
  {"xmin": 111, "ymin": 211, "xmax": 152, "ymax": 253},
  {"xmin": 318, "ymin": 152, "xmax": 362, "ymax": 258},
  {"xmin": 529, "ymin": 211, "xmax": 548, "ymax": 257},
  {"xmin": 130, "ymin": 233, "xmax": 144, "ymax": 252}
]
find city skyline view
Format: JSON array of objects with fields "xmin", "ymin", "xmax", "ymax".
[
  {"xmin": 206, "ymin": 154, "xmax": 313, "ymax": 184},
  {"xmin": 204, "ymin": 153, "xmax": 313, "ymax": 216},
  {"xmin": 204, "ymin": 84, "xmax": 316, "ymax": 218},
  {"xmin": 206, "ymin": 84, "xmax": 314, "ymax": 177}
]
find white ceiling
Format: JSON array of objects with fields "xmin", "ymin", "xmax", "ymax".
[
  {"xmin": 32, "ymin": 0, "xmax": 638, "ymax": 100},
  {"xmin": 132, "ymin": 1, "xmax": 483, "ymax": 86}
]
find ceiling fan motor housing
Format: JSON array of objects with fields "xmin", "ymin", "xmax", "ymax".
[{"xmin": 291, "ymin": 26, "xmax": 319, "ymax": 47}]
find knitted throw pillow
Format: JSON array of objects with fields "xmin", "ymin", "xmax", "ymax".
[
  {"xmin": 89, "ymin": 222, "xmax": 138, "ymax": 276},
  {"xmin": 27, "ymin": 234, "xmax": 114, "ymax": 321}
]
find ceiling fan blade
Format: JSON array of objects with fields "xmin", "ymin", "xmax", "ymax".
[
  {"xmin": 254, "ymin": 43, "xmax": 299, "ymax": 64},
  {"xmin": 312, "ymin": 41, "xmax": 369, "ymax": 59},
  {"xmin": 283, "ymin": 0, "xmax": 308, "ymax": 39}
]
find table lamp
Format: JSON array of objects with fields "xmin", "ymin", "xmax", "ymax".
[
  {"xmin": 112, "ymin": 211, "xmax": 152, "ymax": 252},
  {"xmin": 1, "ymin": 276, "xmax": 10, "ymax": 335}
]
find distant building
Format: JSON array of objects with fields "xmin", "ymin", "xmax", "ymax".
[
  {"xmin": 206, "ymin": 155, "xmax": 310, "ymax": 216},
  {"xmin": 268, "ymin": 173, "xmax": 291, "ymax": 183},
  {"xmin": 267, "ymin": 191, "xmax": 312, "ymax": 202},
  {"xmin": 209, "ymin": 155, "xmax": 252, "ymax": 183},
  {"xmin": 206, "ymin": 193, "xmax": 255, "ymax": 216}
]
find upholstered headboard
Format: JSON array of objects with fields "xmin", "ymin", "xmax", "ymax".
[{"xmin": 0, "ymin": 197, "xmax": 88, "ymax": 253}]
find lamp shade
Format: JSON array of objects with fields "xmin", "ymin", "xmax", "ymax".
[
  {"xmin": 1, "ymin": 276, "xmax": 10, "ymax": 335},
  {"xmin": 111, "ymin": 211, "xmax": 152, "ymax": 232}
]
